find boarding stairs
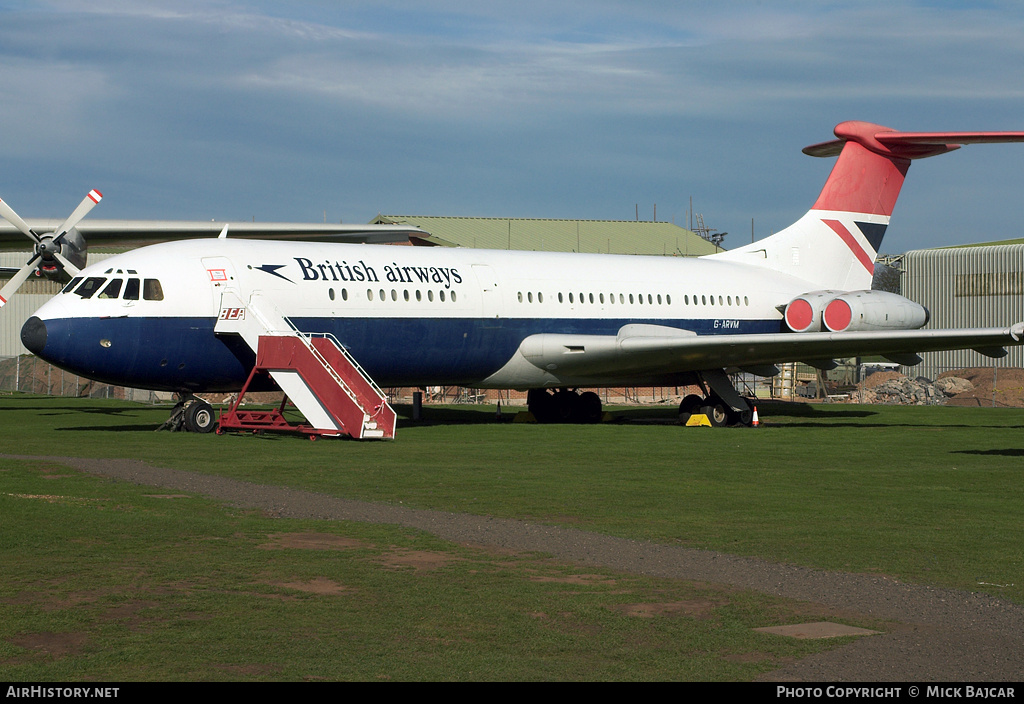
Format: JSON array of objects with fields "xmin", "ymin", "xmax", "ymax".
[{"xmin": 213, "ymin": 291, "xmax": 396, "ymax": 440}]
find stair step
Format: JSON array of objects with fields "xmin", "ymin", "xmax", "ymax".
[{"xmin": 219, "ymin": 291, "xmax": 396, "ymax": 439}]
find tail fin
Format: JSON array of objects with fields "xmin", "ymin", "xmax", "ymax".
[{"xmin": 711, "ymin": 121, "xmax": 1024, "ymax": 291}]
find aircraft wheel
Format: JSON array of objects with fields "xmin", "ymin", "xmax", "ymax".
[
  {"xmin": 730, "ymin": 399, "xmax": 754, "ymax": 427},
  {"xmin": 678, "ymin": 394, "xmax": 704, "ymax": 423},
  {"xmin": 575, "ymin": 391, "xmax": 603, "ymax": 424},
  {"xmin": 551, "ymin": 389, "xmax": 578, "ymax": 423},
  {"xmin": 184, "ymin": 400, "xmax": 216, "ymax": 434},
  {"xmin": 527, "ymin": 389, "xmax": 555, "ymax": 423},
  {"xmin": 701, "ymin": 403, "xmax": 730, "ymax": 428}
]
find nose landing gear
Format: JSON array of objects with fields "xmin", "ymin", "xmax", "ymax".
[{"xmin": 158, "ymin": 394, "xmax": 217, "ymax": 433}]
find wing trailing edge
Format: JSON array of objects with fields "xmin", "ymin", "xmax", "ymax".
[{"xmin": 485, "ymin": 323, "xmax": 1024, "ymax": 388}]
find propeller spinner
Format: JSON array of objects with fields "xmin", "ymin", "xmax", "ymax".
[{"xmin": 0, "ymin": 190, "xmax": 101, "ymax": 307}]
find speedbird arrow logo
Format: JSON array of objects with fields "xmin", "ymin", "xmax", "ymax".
[{"xmin": 255, "ymin": 264, "xmax": 293, "ymax": 283}]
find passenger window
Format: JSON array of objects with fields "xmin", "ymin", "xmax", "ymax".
[
  {"xmin": 143, "ymin": 279, "xmax": 164, "ymax": 301},
  {"xmin": 75, "ymin": 277, "xmax": 106, "ymax": 299},
  {"xmin": 123, "ymin": 279, "xmax": 140, "ymax": 300},
  {"xmin": 98, "ymin": 279, "xmax": 123, "ymax": 299}
]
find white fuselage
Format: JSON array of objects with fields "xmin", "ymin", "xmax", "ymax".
[{"xmin": 25, "ymin": 238, "xmax": 812, "ymax": 392}]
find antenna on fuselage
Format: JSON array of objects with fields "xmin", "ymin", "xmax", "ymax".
[{"xmin": 218, "ymin": 224, "xmax": 229, "ymax": 239}]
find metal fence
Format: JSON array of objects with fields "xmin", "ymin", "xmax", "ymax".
[
  {"xmin": 4, "ymin": 354, "xmax": 1019, "ymax": 408},
  {"xmin": 0, "ymin": 355, "xmax": 167, "ymax": 402}
]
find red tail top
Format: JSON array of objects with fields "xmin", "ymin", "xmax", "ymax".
[{"xmin": 805, "ymin": 121, "xmax": 1024, "ymax": 216}]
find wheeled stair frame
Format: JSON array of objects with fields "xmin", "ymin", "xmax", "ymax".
[{"xmin": 214, "ymin": 291, "xmax": 396, "ymax": 440}]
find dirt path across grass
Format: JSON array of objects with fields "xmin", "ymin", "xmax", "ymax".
[{"xmin": 9, "ymin": 453, "xmax": 1024, "ymax": 682}]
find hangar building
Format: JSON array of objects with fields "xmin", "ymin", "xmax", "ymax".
[
  {"xmin": 902, "ymin": 241, "xmax": 1024, "ymax": 380},
  {"xmin": 371, "ymin": 215, "xmax": 719, "ymax": 256}
]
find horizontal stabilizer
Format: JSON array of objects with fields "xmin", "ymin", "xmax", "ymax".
[{"xmin": 804, "ymin": 122, "xmax": 1024, "ymax": 160}]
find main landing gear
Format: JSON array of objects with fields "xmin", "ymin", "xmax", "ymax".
[
  {"xmin": 527, "ymin": 382, "xmax": 755, "ymax": 428},
  {"xmin": 527, "ymin": 388, "xmax": 603, "ymax": 424},
  {"xmin": 677, "ymin": 393, "xmax": 754, "ymax": 427},
  {"xmin": 677, "ymin": 368, "xmax": 756, "ymax": 427},
  {"xmin": 158, "ymin": 393, "xmax": 217, "ymax": 433}
]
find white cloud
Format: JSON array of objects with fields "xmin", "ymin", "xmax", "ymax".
[{"xmin": 3, "ymin": 1, "xmax": 1024, "ymax": 246}]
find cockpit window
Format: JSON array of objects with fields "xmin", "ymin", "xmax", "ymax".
[
  {"xmin": 61, "ymin": 277, "xmax": 82, "ymax": 294},
  {"xmin": 143, "ymin": 279, "xmax": 164, "ymax": 301},
  {"xmin": 123, "ymin": 278, "xmax": 140, "ymax": 301},
  {"xmin": 98, "ymin": 279, "xmax": 123, "ymax": 299},
  {"xmin": 74, "ymin": 277, "xmax": 107, "ymax": 299}
]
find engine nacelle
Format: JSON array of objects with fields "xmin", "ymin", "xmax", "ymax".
[
  {"xmin": 783, "ymin": 290, "xmax": 843, "ymax": 332},
  {"xmin": 37, "ymin": 228, "xmax": 87, "ymax": 283},
  {"xmin": 822, "ymin": 290, "xmax": 929, "ymax": 332}
]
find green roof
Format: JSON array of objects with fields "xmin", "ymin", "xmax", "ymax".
[{"xmin": 372, "ymin": 215, "xmax": 721, "ymax": 256}]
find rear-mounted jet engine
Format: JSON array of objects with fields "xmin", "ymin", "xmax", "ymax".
[{"xmin": 785, "ymin": 290, "xmax": 929, "ymax": 333}]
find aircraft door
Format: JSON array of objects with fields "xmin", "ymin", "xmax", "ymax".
[
  {"xmin": 202, "ymin": 256, "xmax": 241, "ymax": 318},
  {"xmin": 472, "ymin": 264, "xmax": 503, "ymax": 326}
]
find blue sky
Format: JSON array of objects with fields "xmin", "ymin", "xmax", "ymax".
[{"xmin": 2, "ymin": 0, "xmax": 1024, "ymax": 252}]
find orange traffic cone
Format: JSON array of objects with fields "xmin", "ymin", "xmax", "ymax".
[{"xmin": 752, "ymin": 406, "xmax": 760, "ymax": 427}]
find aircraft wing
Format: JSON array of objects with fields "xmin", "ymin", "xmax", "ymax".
[
  {"xmin": 0, "ymin": 219, "xmax": 429, "ymax": 250},
  {"xmin": 511, "ymin": 323, "xmax": 1024, "ymax": 379}
]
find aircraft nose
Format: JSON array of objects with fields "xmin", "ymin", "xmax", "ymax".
[{"xmin": 21, "ymin": 316, "xmax": 47, "ymax": 355}]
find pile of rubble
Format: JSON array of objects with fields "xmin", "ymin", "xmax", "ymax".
[{"xmin": 850, "ymin": 372, "xmax": 974, "ymax": 406}]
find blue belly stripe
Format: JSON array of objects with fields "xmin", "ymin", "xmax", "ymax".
[{"xmin": 36, "ymin": 315, "xmax": 782, "ymax": 392}]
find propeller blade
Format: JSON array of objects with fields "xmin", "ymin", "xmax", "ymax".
[
  {"xmin": 0, "ymin": 255, "xmax": 41, "ymax": 308},
  {"xmin": 51, "ymin": 250, "xmax": 82, "ymax": 277},
  {"xmin": 53, "ymin": 189, "xmax": 102, "ymax": 239},
  {"xmin": 0, "ymin": 196, "xmax": 41, "ymax": 243}
]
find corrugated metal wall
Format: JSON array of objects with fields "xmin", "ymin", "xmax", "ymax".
[{"xmin": 903, "ymin": 244, "xmax": 1024, "ymax": 379}]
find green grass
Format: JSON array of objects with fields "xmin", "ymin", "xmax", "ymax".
[
  {"xmin": 2, "ymin": 394, "xmax": 1022, "ymax": 680},
  {"xmin": 1, "ymin": 447, "xmax": 844, "ymax": 681},
  {"xmin": 10, "ymin": 396, "xmax": 1021, "ymax": 597}
]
